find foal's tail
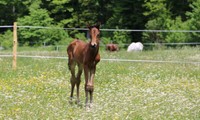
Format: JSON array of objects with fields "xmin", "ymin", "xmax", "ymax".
[
  {"xmin": 67, "ymin": 45, "xmax": 73, "ymax": 70},
  {"xmin": 67, "ymin": 41, "xmax": 76, "ymax": 70}
]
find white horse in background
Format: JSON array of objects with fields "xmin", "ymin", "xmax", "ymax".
[{"xmin": 127, "ymin": 42, "xmax": 143, "ymax": 52}]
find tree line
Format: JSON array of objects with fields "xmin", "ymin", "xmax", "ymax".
[{"xmin": 0, "ymin": 0, "xmax": 199, "ymax": 48}]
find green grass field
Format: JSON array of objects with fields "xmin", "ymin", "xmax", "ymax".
[{"xmin": 0, "ymin": 47, "xmax": 200, "ymax": 119}]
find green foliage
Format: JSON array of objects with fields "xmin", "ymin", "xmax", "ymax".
[
  {"xmin": 17, "ymin": 1, "xmax": 71, "ymax": 46},
  {"xmin": 142, "ymin": 0, "xmax": 194, "ymax": 43},
  {"xmin": 143, "ymin": 0, "xmax": 168, "ymax": 18},
  {"xmin": 186, "ymin": 0, "xmax": 200, "ymax": 42},
  {"xmin": 165, "ymin": 17, "xmax": 190, "ymax": 43},
  {"xmin": 142, "ymin": 19, "xmax": 166, "ymax": 43},
  {"xmin": 41, "ymin": 0, "xmax": 73, "ymax": 26},
  {"xmin": 66, "ymin": 0, "xmax": 101, "ymax": 27},
  {"xmin": 74, "ymin": 32, "xmax": 87, "ymax": 41},
  {"xmin": 113, "ymin": 30, "xmax": 131, "ymax": 44},
  {"xmin": 143, "ymin": 0, "xmax": 171, "ymax": 43},
  {"xmin": 0, "ymin": 30, "xmax": 13, "ymax": 49},
  {"xmin": 101, "ymin": 36, "xmax": 111, "ymax": 45},
  {"xmin": 106, "ymin": 0, "xmax": 146, "ymax": 42},
  {"xmin": 166, "ymin": 0, "xmax": 192, "ymax": 21},
  {"xmin": 0, "ymin": 0, "xmax": 29, "ymax": 27}
]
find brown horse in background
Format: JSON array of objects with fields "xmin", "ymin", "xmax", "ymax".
[
  {"xmin": 106, "ymin": 44, "xmax": 119, "ymax": 52},
  {"xmin": 67, "ymin": 24, "xmax": 100, "ymax": 108}
]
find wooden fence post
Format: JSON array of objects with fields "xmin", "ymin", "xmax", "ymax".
[{"xmin": 13, "ymin": 22, "xmax": 17, "ymax": 70}]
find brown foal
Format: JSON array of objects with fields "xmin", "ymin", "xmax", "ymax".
[{"xmin": 67, "ymin": 24, "xmax": 100, "ymax": 107}]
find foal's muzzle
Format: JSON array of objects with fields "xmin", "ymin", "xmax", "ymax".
[{"xmin": 90, "ymin": 43, "xmax": 97, "ymax": 48}]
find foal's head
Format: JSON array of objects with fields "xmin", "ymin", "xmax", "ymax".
[{"xmin": 88, "ymin": 25, "xmax": 100, "ymax": 48}]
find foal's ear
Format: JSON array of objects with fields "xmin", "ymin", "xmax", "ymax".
[
  {"xmin": 95, "ymin": 22, "xmax": 101, "ymax": 30},
  {"xmin": 88, "ymin": 26, "xmax": 93, "ymax": 30},
  {"xmin": 87, "ymin": 23, "xmax": 92, "ymax": 30}
]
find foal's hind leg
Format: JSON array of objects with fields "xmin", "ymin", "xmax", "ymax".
[
  {"xmin": 76, "ymin": 64, "xmax": 83, "ymax": 104},
  {"xmin": 69, "ymin": 62, "xmax": 76, "ymax": 103}
]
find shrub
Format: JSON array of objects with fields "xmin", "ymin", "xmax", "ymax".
[{"xmin": 0, "ymin": 30, "xmax": 13, "ymax": 49}]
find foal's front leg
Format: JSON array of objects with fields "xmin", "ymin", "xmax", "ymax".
[
  {"xmin": 84, "ymin": 65, "xmax": 96, "ymax": 108},
  {"xmin": 84, "ymin": 65, "xmax": 89, "ymax": 107},
  {"xmin": 89, "ymin": 65, "xmax": 96, "ymax": 106}
]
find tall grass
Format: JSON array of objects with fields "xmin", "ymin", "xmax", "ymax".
[{"xmin": 0, "ymin": 47, "xmax": 199, "ymax": 119}]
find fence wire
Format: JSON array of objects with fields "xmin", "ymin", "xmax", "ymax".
[
  {"xmin": 2, "ymin": 25, "xmax": 200, "ymax": 33},
  {"xmin": 0, "ymin": 55, "xmax": 199, "ymax": 65}
]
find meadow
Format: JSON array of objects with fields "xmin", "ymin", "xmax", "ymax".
[{"xmin": 0, "ymin": 47, "xmax": 200, "ymax": 119}]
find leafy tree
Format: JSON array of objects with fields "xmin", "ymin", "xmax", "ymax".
[
  {"xmin": 186, "ymin": 0, "xmax": 200, "ymax": 42},
  {"xmin": 165, "ymin": 17, "xmax": 190, "ymax": 43},
  {"xmin": 166, "ymin": 0, "xmax": 192, "ymax": 21},
  {"xmin": 41, "ymin": 0, "xmax": 73, "ymax": 27},
  {"xmin": 0, "ymin": 0, "xmax": 30, "ymax": 33},
  {"xmin": 142, "ymin": 0, "xmax": 171, "ymax": 43},
  {"xmin": 17, "ymin": 0, "xmax": 70, "ymax": 46},
  {"xmin": 143, "ymin": 0, "xmax": 193, "ymax": 43},
  {"xmin": 106, "ymin": 0, "xmax": 146, "ymax": 43},
  {"xmin": 71, "ymin": 0, "xmax": 101, "ymax": 26}
]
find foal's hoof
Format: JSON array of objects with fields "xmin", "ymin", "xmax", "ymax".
[
  {"xmin": 69, "ymin": 97, "xmax": 74, "ymax": 104},
  {"xmin": 85, "ymin": 105, "xmax": 90, "ymax": 111},
  {"xmin": 75, "ymin": 100, "xmax": 81, "ymax": 106},
  {"xmin": 75, "ymin": 100, "xmax": 79, "ymax": 104},
  {"xmin": 85, "ymin": 103, "xmax": 93, "ymax": 109},
  {"xmin": 89, "ymin": 103, "xmax": 93, "ymax": 108}
]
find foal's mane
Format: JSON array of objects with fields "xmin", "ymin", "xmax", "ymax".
[{"xmin": 88, "ymin": 25, "xmax": 100, "ymax": 30}]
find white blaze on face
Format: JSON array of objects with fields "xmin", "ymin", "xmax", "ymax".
[{"xmin": 90, "ymin": 28, "xmax": 99, "ymax": 47}]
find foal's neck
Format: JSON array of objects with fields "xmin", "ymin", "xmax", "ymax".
[{"xmin": 87, "ymin": 42, "xmax": 99, "ymax": 56}]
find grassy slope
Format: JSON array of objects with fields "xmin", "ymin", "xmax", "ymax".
[{"xmin": 0, "ymin": 47, "xmax": 199, "ymax": 119}]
